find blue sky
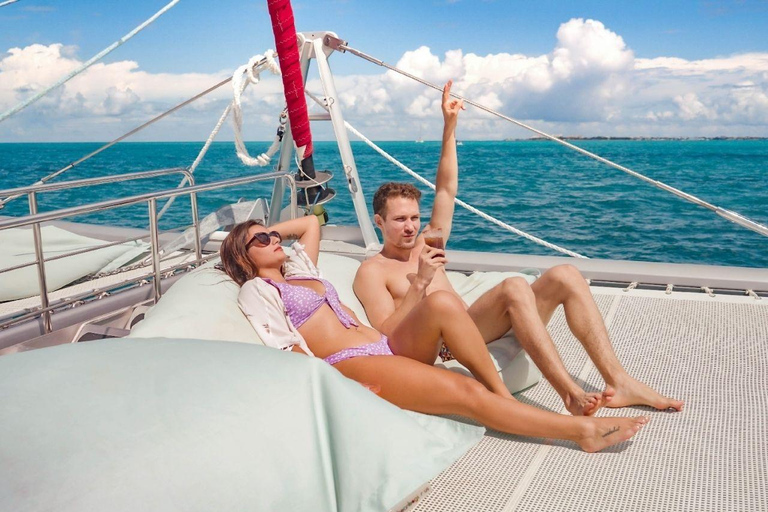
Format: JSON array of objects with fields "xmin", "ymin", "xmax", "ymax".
[{"xmin": 2, "ymin": 0, "xmax": 768, "ymax": 141}]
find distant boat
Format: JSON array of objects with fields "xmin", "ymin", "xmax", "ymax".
[
  {"xmin": 416, "ymin": 125, "xmax": 424, "ymax": 143},
  {"xmin": 456, "ymin": 140, "xmax": 463, "ymax": 146}
]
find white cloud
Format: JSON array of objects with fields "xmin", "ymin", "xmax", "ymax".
[{"xmin": 1, "ymin": 18, "xmax": 768, "ymax": 142}]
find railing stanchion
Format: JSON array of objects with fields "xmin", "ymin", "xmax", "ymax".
[
  {"xmin": 148, "ymin": 199, "xmax": 163, "ymax": 303},
  {"xmin": 187, "ymin": 173, "xmax": 202, "ymax": 261},
  {"xmin": 28, "ymin": 192, "xmax": 52, "ymax": 333}
]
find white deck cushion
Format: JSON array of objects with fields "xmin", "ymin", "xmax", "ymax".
[
  {"xmin": 0, "ymin": 226, "xmax": 148, "ymax": 302},
  {"xmin": 128, "ymin": 267, "xmax": 264, "ymax": 345},
  {"xmin": 0, "ymin": 338, "xmax": 484, "ymax": 512},
  {"xmin": 130, "ymin": 251, "xmax": 541, "ymax": 393}
]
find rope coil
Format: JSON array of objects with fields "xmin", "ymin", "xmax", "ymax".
[
  {"xmin": 159, "ymin": 52, "xmax": 284, "ymax": 219},
  {"xmin": 232, "ymin": 51, "xmax": 283, "ymax": 167}
]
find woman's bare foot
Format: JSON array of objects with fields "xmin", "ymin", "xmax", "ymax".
[
  {"xmin": 564, "ymin": 387, "xmax": 615, "ymax": 416},
  {"xmin": 576, "ymin": 415, "xmax": 650, "ymax": 453},
  {"xmin": 608, "ymin": 376, "xmax": 684, "ymax": 411}
]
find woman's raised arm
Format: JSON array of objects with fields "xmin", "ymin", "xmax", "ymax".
[{"xmin": 271, "ymin": 215, "xmax": 321, "ymax": 266}]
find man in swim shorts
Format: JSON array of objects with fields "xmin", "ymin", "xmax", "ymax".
[{"xmin": 353, "ymin": 80, "xmax": 684, "ymax": 416}]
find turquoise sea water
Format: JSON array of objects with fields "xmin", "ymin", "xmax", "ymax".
[{"xmin": 0, "ymin": 140, "xmax": 766, "ymax": 268}]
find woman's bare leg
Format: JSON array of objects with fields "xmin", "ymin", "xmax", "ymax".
[
  {"xmin": 334, "ymin": 355, "xmax": 649, "ymax": 453},
  {"xmin": 387, "ymin": 290, "xmax": 513, "ymax": 399}
]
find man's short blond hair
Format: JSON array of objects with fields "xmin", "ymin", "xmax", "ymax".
[{"xmin": 373, "ymin": 182, "xmax": 421, "ymax": 218}]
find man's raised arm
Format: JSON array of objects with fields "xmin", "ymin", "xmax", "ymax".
[{"xmin": 424, "ymin": 80, "xmax": 464, "ymax": 244}]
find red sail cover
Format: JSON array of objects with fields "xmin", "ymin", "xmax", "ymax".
[{"xmin": 267, "ymin": 0, "xmax": 313, "ymax": 159}]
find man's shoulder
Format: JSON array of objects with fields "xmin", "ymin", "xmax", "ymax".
[{"xmin": 357, "ymin": 254, "xmax": 386, "ymax": 278}]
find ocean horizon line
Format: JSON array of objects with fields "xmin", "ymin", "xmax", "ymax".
[{"xmin": 2, "ymin": 136, "xmax": 767, "ymax": 145}]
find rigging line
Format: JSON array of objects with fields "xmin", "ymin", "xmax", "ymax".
[
  {"xmin": 338, "ymin": 43, "xmax": 768, "ymax": 240},
  {"xmin": 305, "ymin": 91, "xmax": 587, "ymax": 259},
  {"xmin": 157, "ymin": 54, "xmax": 282, "ymax": 219},
  {"xmin": 0, "ymin": 0, "xmax": 180, "ymax": 124},
  {"xmin": 0, "ymin": 76, "xmax": 233, "ymax": 209},
  {"xmin": 0, "ymin": 0, "xmax": 20, "ymax": 8}
]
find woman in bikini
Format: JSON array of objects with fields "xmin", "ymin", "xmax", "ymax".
[{"xmin": 219, "ymin": 215, "xmax": 649, "ymax": 452}]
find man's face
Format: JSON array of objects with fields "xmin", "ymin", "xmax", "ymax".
[{"xmin": 375, "ymin": 197, "xmax": 421, "ymax": 250}]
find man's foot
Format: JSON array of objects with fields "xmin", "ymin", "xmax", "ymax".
[
  {"xmin": 564, "ymin": 387, "xmax": 615, "ymax": 416},
  {"xmin": 608, "ymin": 376, "xmax": 684, "ymax": 411},
  {"xmin": 576, "ymin": 415, "xmax": 650, "ymax": 453}
]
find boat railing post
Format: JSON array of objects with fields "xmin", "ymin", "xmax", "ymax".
[
  {"xmin": 147, "ymin": 199, "xmax": 163, "ymax": 303},
  {"xmin": 284, "ymin": 174, "xmax": 298, "ymax": 219},
  {"xmin": 185, "ymin": 172, "xmax": 202, "ymax": 261},
  {"xmin": 28, "ymin": 192, "xmax": 52, "ymax": 333}
]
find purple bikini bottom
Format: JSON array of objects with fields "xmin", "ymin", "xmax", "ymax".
[{"xmin": 323, "ymin": 334, "xmax": 394, "ymax": 365}]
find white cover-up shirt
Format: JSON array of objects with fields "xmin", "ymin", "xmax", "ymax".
[{"xmin": 237, "ymin": 242, "xmax": 319, "ymax": 356}]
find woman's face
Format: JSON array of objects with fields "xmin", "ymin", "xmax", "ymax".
[{"xmin": 245, "ymin": 224, "xmax": 286, "ymax": 271}]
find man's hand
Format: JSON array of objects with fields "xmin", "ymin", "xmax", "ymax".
[
  {"xmin": 441, "ymin": 80, "xmax": 464, "ymax": 130},
  {"xmin": 416, "ymin": 245, "xmax": 447, "ymax": 288}
]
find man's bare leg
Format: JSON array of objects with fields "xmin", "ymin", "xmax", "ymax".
[
  {"xmin": 468, "ymin": 276, "xmax": 611, "ymax": 416},
  {"xmin": 531, "ymin": 265, "xmax": 683, "ymax": 411},
  {"xmin": 388, "ymin": 290, "xmax": 514, "ymax": 399}
]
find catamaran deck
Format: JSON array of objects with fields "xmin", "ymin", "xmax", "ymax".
[{"xmin": 416, "ymin": 286, "xmax": 767, "ymax": 512}]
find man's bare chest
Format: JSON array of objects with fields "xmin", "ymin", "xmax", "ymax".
[{"xmin": 384, "ymin": 260, "xmax": 456, "ymax": 305}]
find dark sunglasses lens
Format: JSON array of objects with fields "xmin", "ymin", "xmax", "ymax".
[
  {"xmin": 270, "ymin": 231, "xmax": 282, "ymax": 242},
  {"xmin": 248, "ymin": 232, "xmax": 270, "ymax": 247}
]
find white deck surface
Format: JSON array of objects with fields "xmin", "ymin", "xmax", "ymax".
[{"xmin": 414, "ymin": 287, "xmax": 767, "ymax": 512}]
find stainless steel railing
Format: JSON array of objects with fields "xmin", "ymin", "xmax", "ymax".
[
  {"xmin": 0, "ymin": 169, "xmax": 296, "ymax": 333},
  {"xmin": 0, "ymin": 167, "xmax": 197, "ymax": 332},
  {"xmin": 0, "ymin": 168, "xmax": 196, "ymax": 275}
]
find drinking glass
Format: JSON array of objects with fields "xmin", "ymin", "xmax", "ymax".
[{"xmin": 423, "ymin": 228, "xmax": 444, "ymax": 250}]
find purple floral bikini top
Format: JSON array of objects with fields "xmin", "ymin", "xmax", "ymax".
[{"xmin": 263, "ymin": 276, "xmax": 359, "ymax": 329}]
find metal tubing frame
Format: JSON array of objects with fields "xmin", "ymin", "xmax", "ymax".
[
  {"xmin": 0, "ymin": 167, "xmax": 193, "ymax": 198},
  {"xmin": 27, "ymin": 192, "xmax": 52, "ymax": 333},
  {"xmin": 0, "ymin": 253, "xmax": 220, "ymax": 330},
  {"xmin": 0, "ymin": 170, "xmax": 289, "ymax": 329},
  {"xmin": 0, "ymin": 171, "xmax": 287, "ymax": 231},
  {"xmin": 0, "ymin": 167, "xmax": 200, "ymax": 280},
  {"xmin": 310, "ymin": 34, "xmax": 378, "ymax": 248},
  {"xmin": 148, "ymin": 199, "xmax": 163, "ymax": 303}
]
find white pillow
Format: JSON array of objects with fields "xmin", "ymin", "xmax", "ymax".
[
  {"xmin": 128, "ymin": 267, "xmax": 264, "ymax": 345},
  {"xmin": 0, "ymin": 226, "xmax": 148, "ymax": 301},
  {"xmin": 0, "ymin": 337, "xmax": 485, "ymax": 512}
]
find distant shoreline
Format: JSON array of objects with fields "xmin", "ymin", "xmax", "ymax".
[
  {"xmin": 507, "ymin": 136, "xmax": 768, "ymax": 141},
  {"xmin": 1, "ymin": 137, "xmax": 767, "ymax": 144}
]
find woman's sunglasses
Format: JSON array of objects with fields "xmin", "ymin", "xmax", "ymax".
[{"xmin": 245, "ymin": 230, "xmax": 282, "ymax": 248}]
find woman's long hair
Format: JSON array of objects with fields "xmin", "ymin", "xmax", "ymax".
[{"xmin": 220, "ymin": 220, "xmax": 264, "ymax": 286}]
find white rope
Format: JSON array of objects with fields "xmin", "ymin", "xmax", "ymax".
[
  {"xmin": 339, "ymin": 43, "xmax": 768, "ymax": 241},
  {"xmin": 231, "ymin": 51, "xmax": 282, "ymax": 166},
  {"xmin": 624, "ymin": 281, "xmax": 639, "ymax": 292},
  {"xmin": 157, "ymin": 50, "xmax": 288, "ymax": 220},
  {"xmin": 0, "ymin": 0, "xmax": 21, "ymax": 7},
  {"xmin": 0, "ymin": 0, "xmax": 180, "ymax": 123},
  {"xmin": 157, "ymin": 102, "xmax": 234, "ymax": 219},
  {"xmin": 339, "ymin": 116, "xmax": 587, "ymax": 259}
]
